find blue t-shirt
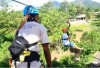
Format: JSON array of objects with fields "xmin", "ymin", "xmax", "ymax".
[
  {"xmin": 62, "ymin": 33, "xmax": 74, "ymax": 46},
  {"xmin": 62, "ymin": 33, "xmax": 70, "ymax": 45}
]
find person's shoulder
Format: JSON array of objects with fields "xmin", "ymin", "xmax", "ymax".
[
  {"xmin": 62, "ymin": 33, "xmax": 67, "ymax": 36},
  {"xmin": 37, "ymin": 23, "xmax": 46, "ymax": 30},
  {"xmin": 63, "ymin": 33, "xmax": 67, "ymax": 35},
  {"xmin": 30, "ymin": 21, "xmax": 46, "ymax": 30}
]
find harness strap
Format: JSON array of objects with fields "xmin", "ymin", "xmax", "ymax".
[
  {"xmin": 28, "ymin": 62, "xmax": 30, "ymax": 68},
  {"xmin": 62, "ymin": 38, "xmax": 67, "ymax": 40},
  {"xmin": 15, "ymin": 61, "xmax": 17, "ymax": 68},
  {"xmin": 26, "ymin": 42, "xmax": 38, "ymax": 48},
  {"xmin": 15, "ymin": 19, "xmax": 27, "ymax": 37},
  {"xmin": 14, "ymin": 61, "xmax": 31, "ymax": 68}
]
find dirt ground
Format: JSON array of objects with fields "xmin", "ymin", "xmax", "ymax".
[{"xmin": 51, "ymin": 50, "xmax": 75, "ymax": 61}]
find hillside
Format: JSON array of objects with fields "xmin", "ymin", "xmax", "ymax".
[
  {"xmin": 72, "ymin": 0, "xmax": 100, "ymax": 8},
  {"xmin": 52, "ymin": 0, "xmax": 100, "ymax": 9}
]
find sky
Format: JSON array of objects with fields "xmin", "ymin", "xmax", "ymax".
[{"xmin": 9, "ymin": 0, "xmax": 100, "ymax": 11}]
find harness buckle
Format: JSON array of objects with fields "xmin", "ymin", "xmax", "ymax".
[{"xmin": 19, "ymin": 51, "xmax": 31, "ymax": 62}]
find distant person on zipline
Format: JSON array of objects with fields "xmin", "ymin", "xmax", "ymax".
[{"xmin": 62, "ymin": 21, "xmax": 82, "ymax": 60}]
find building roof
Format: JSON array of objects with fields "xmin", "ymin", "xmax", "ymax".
[
  {"xmin": 94, "ymin": 12, "xmax": 100, "ymax": 16},
  {"xmin": 76, "ymin": 14, "xmax": 86, "ymax": 18}
]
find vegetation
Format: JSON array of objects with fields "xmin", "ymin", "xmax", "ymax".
[
  {"xmin": 72, "ymin": 0, "xmax": 100, "ymax": 9},
  {"xmin": 0, "ymin": 0, "xmax": 100, "ymax": 67}
]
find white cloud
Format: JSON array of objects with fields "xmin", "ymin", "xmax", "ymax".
[
  {"xmin": 9, "ymin": 0, "xmax": 100, "ymax": 11},
  {"xmin": 51, "ymin": 0, "xmax": 75, "ymax": 2},
  {"xmin": 9, "ymin": 0, "xmax": 50, "ymax": 11},
  {"xmin": 9, "ymin": 2, "xmax": 25, "ymax": 11},
  {"xmin": 92, "ymin": 0, "xmax": 100, "ymax": 3}
]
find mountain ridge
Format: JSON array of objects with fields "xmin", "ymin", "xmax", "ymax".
[{"xmin": 52, "ymin": 0, "xmax": 100, "ymax": 8}]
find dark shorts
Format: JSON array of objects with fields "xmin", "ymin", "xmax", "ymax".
[{"xmin": 70, "ymin": 47, "xmax": 81, "ymax": 54}]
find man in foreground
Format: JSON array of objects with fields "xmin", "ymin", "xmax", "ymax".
[{"xmin": 10, "ymin": 5, "xmax": 51, "ymax": 68}]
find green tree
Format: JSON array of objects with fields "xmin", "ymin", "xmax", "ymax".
[
  {"xmin": 67, "ymin": 4, "xmax": 77, "ymax": 18},
  {"xmin": 0, "ymin": 9, "xmax": 23, "ymax": 67},
  {"xmin": 76, "ymin": 5, "xmax": 85, "ymax": 15},
  {"xmin": 85, "ymin": 7, "xmax": 94, "ymax": 19},
  {"xmin": 94, "ymin": 8, "xmax": 100, "ymax": 12},
  {"xmin": 60, "ymin": 1, "xmax": 68, "ymax": 11},
  {"xmin": 96, "ymin": 13, "xmax": 100, "ymax": 19}
]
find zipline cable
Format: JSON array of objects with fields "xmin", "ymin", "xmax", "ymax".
[{"xmin": 12, "ymin": 0, "xmax": 27, "ymax": 6}]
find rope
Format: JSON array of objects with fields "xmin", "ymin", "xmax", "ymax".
[{"xmin": 12, "ymin": 0, "xmax": 27, "ymax": 6}]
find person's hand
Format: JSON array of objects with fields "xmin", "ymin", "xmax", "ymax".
[{"xmin": 67, "ymin": 38, "xmax": 70, "ymax": 40}]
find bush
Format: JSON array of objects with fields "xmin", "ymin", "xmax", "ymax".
[
  {"xmin": 52, "ymin": 58, "xmax": 60, "ymax": 67},
  {"xmin": 58, "ymin": 55, "xmax": 86, "ymax": 67}
]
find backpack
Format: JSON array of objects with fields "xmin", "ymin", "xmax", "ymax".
[
  {"xmin": 8, "ymin": 36, "xmax": 29, "ymax": 59},
  {"xmin": 8, "ymin": 36, "xmax": 38, "ymax": 60},
  {"xmin": 8, "ymin": 36, "xmax": 38, "ymax": 68},
  {"xmin": 8, "ymin": 20, "xmax": 33, "ymax": 60}
]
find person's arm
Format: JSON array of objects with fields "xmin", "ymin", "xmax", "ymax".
[
  {"xmin": 66, "ymin": 21, "xmax": 71, "ymax": 40},
  {"xmin": 15, "ymin": 15, "xmax": 29, "ymax": 37},
  {"xmin": 40, "ymin": 26, "xmax": 51, "ymax": 67},
  {"xmin": 67, "ymin": 32, "xmax": 72, "ymax": 40},
  {"xmin": 66, "ymin": 21, "xmax": 70, "ymax": 30},
  {"xmin": 42, "ymin": 43, "xmax": 51, "ymax": 67}
]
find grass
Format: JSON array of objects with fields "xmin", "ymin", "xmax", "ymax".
[{"xmin": 70, "ymin": 23, "xmax": 92, "ymax": 32}]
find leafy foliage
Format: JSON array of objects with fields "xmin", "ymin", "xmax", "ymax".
[
  {"xmin": 96, "ymin": 13, "xmax": 100, "ymax": 19},
  {"xmin": 0, "ymin": 10, "xmax": 23, "ymax": 67}
]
